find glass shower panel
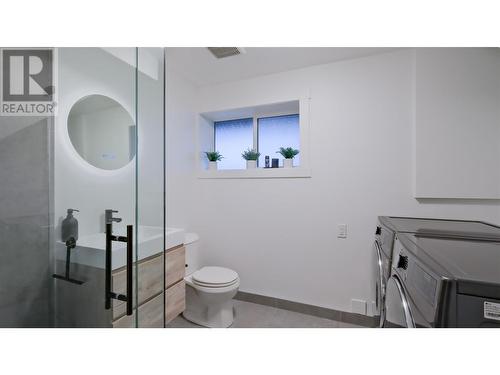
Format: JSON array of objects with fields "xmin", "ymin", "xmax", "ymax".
[
  {"xmin": 0, "ymin": 47, "xmax": 165, "ymax": 328},
  {"xmin": 52, "ymin": 48, "xmax": 139, "ymax": 327},
  {"xmin": 135, "ymin": 47, "xmax": 166, "ymax": 327}
]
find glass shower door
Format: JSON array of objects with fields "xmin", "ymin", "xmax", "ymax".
[
  {"xmin": 0, "ymin": 47, "xmax": 164, "ymax": 328},
  {"xmin": 134, "ymin": 47, "xmax": 166, "ymax": 328},
  {"xmin": 52, "ymin": 47, "xmax": 165, "ymax": 328}
]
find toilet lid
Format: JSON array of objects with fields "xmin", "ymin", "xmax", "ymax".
[{"xmin": 192, "ymin": 266, "xmax": 238, "ymax": 287}]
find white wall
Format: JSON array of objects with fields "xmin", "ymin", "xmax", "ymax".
[
  {"xmin": 415, "ymin": 48, "xmax": 500, "ymax": 199},
  {"xmin": 167, "ymin": 49, "xmax": 500, "ymax": 314},
  {"xmin": 165, "ymin": 61, "xmax": 198, "ymax": 231}
]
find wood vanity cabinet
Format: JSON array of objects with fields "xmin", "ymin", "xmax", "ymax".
[
  {"xmin": 165, "ymin": 245, "xmax": 186, "ymax": 324},
  {"xmin": 112, "ymin": 293, "xmax": 164, "ymax": 328},
  {"xmin": 111, "ymin": 253, "xmax": 164, "ymax": 328},
  {"xmin": 112, "ymin": 244, "xmax": 186, "ymax": 328}
]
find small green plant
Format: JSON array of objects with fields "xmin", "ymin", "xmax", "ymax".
[
  {"xmin": 277, "ymin": 147, "xmax": 299, "ymax": 159},
  {"xmin": 241, "ymin": 148, "xmax": 261, "ymax": 161},
  {"xmin": 205, "ymin": 151, "xmax": 223, "ymax": 162}
]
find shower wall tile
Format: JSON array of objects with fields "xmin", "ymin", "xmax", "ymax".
[{"xmin": 0, "ymin": 120, "xmax": 51, "ymax": 327}]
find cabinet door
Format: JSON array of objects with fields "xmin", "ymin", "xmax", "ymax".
[
  {"xmin": 165, "ymin": 280, "xmax": 185, "ymax": 324},
  {"xmin": 166, "ymin": 245, "xmax": 185, "ymax": 288},
  {"xmin": 112, "ymin": 253, "xmax": 164, "ymax": 319},
  {"xmin": 113, "ymin": 293, "xmax": 164, "ymax": 328}
]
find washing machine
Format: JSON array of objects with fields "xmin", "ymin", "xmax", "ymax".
[
  {"xmin": 384, "ymin": 233, "xmax": 500, "ymax": 328},
  {"xmin": 372, "ymin": 220, "xmax": 395, "ymax": 327},
  {"xmin": 373, "ymin": 216, "xmax": 500, "ymax": 327}
]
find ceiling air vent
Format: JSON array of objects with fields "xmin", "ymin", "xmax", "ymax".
[{"xmin": 207, "ymin": 47, "xmax": 246, "ymax": 59}]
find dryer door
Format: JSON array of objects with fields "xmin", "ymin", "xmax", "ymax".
[
  {"xmin": 373, "ymin": 241, "xmax": 386, "ymax": 327},
  {"xmin": 384, "ymin": 274, "xmax": 415, "ymax": 328}
]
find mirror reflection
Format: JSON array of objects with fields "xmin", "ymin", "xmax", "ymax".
[{"xmin": 68, "ymin": 94, "xmax": 136, "ymax": 170}]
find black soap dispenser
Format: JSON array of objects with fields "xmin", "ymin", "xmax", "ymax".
[{"xmin": 61, "ymin": 209, "xmax": 79, "ymax": 242}]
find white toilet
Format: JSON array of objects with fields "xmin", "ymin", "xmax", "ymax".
[{"xmin": 182, "ymin": 233, "xmax": 240, "ymax": 328}]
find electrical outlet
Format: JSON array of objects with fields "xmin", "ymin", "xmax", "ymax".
[
  {"xmin": 367, "ymin": 301, "xmax": 377, "ymax": 317},
  {"xmin": 337, "ymin": 224, "xmax": 347, "ymax": 238},
  {"xmin": 351, "ymin": 299, "xmax": 367, "ymax": 315}
]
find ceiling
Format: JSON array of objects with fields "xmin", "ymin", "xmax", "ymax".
[{"xmin": 166, "ymin": 47, "xmax": 401, "ymax": 86}]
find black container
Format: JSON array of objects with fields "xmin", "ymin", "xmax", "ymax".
[
  {"xmin": 271, "ymin": 158, "xmax": 279, "ymax": 168},
  {"xmin": 61, "ymin": 208, "xmax": 79, "ymax": 242}
]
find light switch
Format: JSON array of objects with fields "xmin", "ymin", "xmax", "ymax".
[{"xmin": 337, "ymin": 224, "xmax": 347, "ymax": 238}]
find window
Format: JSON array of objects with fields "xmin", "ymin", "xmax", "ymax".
[
  {"xmin": 214, "ymin": 118, "xmax": 253, "ymax": 170},
  {"xmin": 214, "ymin": 114, "xmax": 300, "ymax": 169},
  {"xmin": 258, "ymin": 114, "xmax": 300, "ymax": 167}
]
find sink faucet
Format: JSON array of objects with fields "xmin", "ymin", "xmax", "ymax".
[{"xmin": 105, "ymin": 209, "xmax": 122, "ymax": 231}]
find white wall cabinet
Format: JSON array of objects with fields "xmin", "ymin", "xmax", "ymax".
[{"xmin": 415, "ymin": 48, "xmax": 500, "ymax": 199}]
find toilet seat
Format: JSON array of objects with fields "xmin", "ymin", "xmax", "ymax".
[
  {"xmin": 192, "ymin": 279, "xmax": 239, "ymax": 288},
  {"xmin": 192, "ymin": 266, "xmax": 239, "ymax": 288}
]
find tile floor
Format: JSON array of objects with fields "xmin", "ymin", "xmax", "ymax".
[{"xmin": 166, "ymin": 300, "xmax": 363, "ymax": 328}]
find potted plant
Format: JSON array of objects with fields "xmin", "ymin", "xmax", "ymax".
[
  {"xmin": 241, "ymin": 148, "xmax": 261, "ymax": 169},
  {"xmin": 205, "ymin": 151, "xmax": 223, "ymax": 170},
  {"xmin": 277, "ymin": 147, "xmax": 299, "ymax": 168}
]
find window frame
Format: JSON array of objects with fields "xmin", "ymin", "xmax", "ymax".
[
  {"xmin": 214, "ymin": 111, "xmax": 300, "ymax": 168},
  {"xmin": 213, "ymin": 117, "xmax": 254, "ymax": 170},
  {"xmin": 256, "ymin": 113, "xmax": 301, "ymax": 168},
  {"xmin": 197, "ymin": 97, "xmax": 311, "ymax": 179}
]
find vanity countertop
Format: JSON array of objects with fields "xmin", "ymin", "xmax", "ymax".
[{"xmin": 55, "ymin": 226, "xmax": 185, "ymax": 270}]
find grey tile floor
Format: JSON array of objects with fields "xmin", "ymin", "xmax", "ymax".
[{"xmin": 166, "ymin": 300, "xmax": 363, "ymax": 328}]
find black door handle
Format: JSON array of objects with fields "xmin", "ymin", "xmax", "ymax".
[
  {"xmin": 105, "ymin": 224, "xmax": 133, "ymax": 316},
  {"xmin": 105, "ymin": 223, "xmax": 112, "ymax": 310},
  {"xmin": 126, "ymin": 225, "xmax": 133, "ymax": 316}
]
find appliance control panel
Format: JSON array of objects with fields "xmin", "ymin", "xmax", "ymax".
[
  {"xmin": 397, "ymin": 254, "xmax": 409, "ymax": 270},
  {"xmin": 392, "ymin": 237, "xmax": 409, "ymax": 280},
  {"xmin": 393, "ymin": 236, "xmax": 438, "ymax": 307}
]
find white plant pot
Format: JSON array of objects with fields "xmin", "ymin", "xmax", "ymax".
[
  {"xmin": 246, "ymin": 160, "xmax": 257, "ymax": 169},
  {"xmin": 283, "ymin": 158, "xmax": 294, "ymax": 168},
  {"xmin": 208, "ymin": 161, "xmax": 218, "ymax": 170}
]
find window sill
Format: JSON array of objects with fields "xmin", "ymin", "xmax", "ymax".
[{"xmin": 197, "ymin": 167, "xmax": 311, "ymax": 179}]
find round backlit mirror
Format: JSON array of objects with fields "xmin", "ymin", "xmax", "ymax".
[{"xmin": 67, "ymin": 95, "xmax": 136, "ymax": 170}]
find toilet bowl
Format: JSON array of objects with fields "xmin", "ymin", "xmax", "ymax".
[{"xmin": 182, "ymin": 233, "xmax": 239, "ymax": 328}]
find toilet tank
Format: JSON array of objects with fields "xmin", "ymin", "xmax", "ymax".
[{"xmin": 184, "ymin": 232, "xmax": 200, "ymax": 276}]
